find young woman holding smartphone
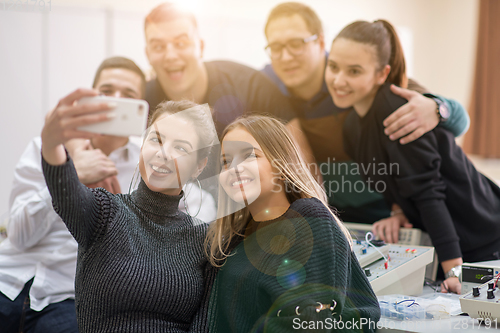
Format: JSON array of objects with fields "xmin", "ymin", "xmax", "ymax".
[{"xmin": 41, "ymin": 90, "xmax": 217, "ymax": 332}]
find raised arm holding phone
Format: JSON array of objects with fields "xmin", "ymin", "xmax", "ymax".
[
  {"xmin": 41, "ymin": 95, "xmax": 218, "ymax": 332},
  {"xmin": 0, "ymin": 57, "xmax": 144, "ymax": 333}
]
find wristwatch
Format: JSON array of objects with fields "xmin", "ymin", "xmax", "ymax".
[
  {"xmin": 445, "ymin": 265, "xmax": 462, "ymax": 281},
  {"xmin": 424, "ymin": 94, "xmax": 450, "ymax": 122}
]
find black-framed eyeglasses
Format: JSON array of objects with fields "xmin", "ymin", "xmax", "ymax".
[{"xmin": 264, "ymin": 34, "xmax": 318, "ymax": 60}]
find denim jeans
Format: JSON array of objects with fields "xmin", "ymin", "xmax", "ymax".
[{"xmin": 0, "ymin": 279, "xmax": 78, "ymax": 333}]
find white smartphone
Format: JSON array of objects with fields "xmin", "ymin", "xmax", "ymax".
[{"xmin": 77, "ymin": 96, "xmax": 149, "ymax": 137}]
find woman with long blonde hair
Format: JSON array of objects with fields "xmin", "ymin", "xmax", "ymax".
[{"xmin": 206, "ymin": 115, "xmax": 379, "ymax": 332}]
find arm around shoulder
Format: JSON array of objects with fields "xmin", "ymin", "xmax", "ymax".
[{"xmin": 437, "ymin": 96, "xmax": 470, "ymax": 137}]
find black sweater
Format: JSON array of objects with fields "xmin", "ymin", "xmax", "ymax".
[
  {"xmin": 146, "ymin": 61, "xmax": 295, "ymax": 137},
  {"xmin": 343, "ymin": 83, "xmax": 500, "ymax": 262},
  {"xmin": 42, "ymin": 156, "xmax": 216, "ymax": 333},
  {"xmin": 208, "ymin": 198, "xmax": 380, "ymax": 333}
]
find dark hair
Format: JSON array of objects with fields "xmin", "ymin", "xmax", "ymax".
[
  {"xmin": 334, "ymin": 20, "xmax": 407, "ymax": 87},
  {"xmin": 92, "ymin": 56, "xmax": 146, "ymax": 97},
  {"xmin": 145, "ymin": 2, "xmax": 198, "ymax": 32},
  {"xmin": 148, "ymin": 100, "xmax": 217, "ymax": 161},
  {"xmin": 265, "ymin": 2, "xmax": 323, "ymax": 38}
]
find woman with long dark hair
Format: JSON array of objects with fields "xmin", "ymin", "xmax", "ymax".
[{"xmin": 325, "ymin": 19, "xmax": 500, "ymax": 294}]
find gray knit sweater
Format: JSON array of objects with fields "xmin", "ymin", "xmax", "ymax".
[{"xmin": 42, "ymin": 155, "xmax": 215, "ymax": 333}]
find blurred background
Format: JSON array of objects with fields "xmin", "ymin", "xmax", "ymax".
[{"xmin": 1, "ymin": 0, "xmax": 498, "ymax": 216}]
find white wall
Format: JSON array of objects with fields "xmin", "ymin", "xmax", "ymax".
[
  {"xmin": 0, "ymin": 11, "xmax": 44, "ymax": 216},
  {"xmin": 0, "ymin": 0, "xmax": 479, "ymax": 215}
]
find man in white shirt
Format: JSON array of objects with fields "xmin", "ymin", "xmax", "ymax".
[{"xmin": 0, "ymin": 56, "xmax": 216, "ymax": 332}]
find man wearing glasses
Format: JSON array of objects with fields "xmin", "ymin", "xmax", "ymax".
[{"xmin": 261, "ymin": 2, "xmax": 470, "ymax": 233}]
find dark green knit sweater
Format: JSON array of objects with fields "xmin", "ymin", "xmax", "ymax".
[
  {"xmin": 42, "ymin": 156, "xmax": 216, "ymax": 333},
  {"xmin": 208, "ymin": 198, "xmax": 380, "ymax": 333}
]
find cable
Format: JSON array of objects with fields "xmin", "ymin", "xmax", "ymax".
[
  {"xmin": 365, "ymin": 232, "xmax": 389, "ymax": 262},
  {"xmin": 396, "ymin": 299, "xmax": 417, "ymax": 307},
  {"xmin": 424, "ymin": 277, "xmax": 440, "ymax": 292},
  {"xmin": 349, "ymin": 229, "xmax": 362, "ymax": 244},
  {"xmin": 494, "ymin": 272, "xmax": 500, "ymax": 290},
  {"xmin": 480, "ymin": 274, "xmax": 496, "ymax": 281}
]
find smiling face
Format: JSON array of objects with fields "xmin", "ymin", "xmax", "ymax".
[
  {"xmin": 220, "ymin": 127, "xmax": 287, "ymax": 209},
  {"xmin": 145, "ymin": 18, "xmax": 205, "ymax": 99},
  {"xmin": 325, "ymin": 38, "xmax": 390, "ymax": 116},
  {"xmin": 266, "ymin": 14, "xmax": 324, "ymax": 93},
  {"xmin": 94, "ymin": 68, "xmax": 143, "ymax": 99},
  {"xmin": 139, "ymin": 114, "xmax": 204, "ymax": 195}
]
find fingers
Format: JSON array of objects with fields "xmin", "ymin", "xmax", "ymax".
[
  {"xmin": 449, "ymin": 278, "xmax": 461, "ymax": 294},
  {"xmin": 384, "ymin": 223, "xmax": 394, "ymax": 244},
  {"xmin": 373, "ymin": 218, "xmax": 401, "ymax": 244},
  {"xmin": 384, "ymin": 108, "xmax": 428, "ymax": 144},
  {"xmin": 94, "ymin": 163, "xmax": 118, "ymax": 181},
  {"xmin": 392, "ymin": 224, "xmax": 399, "ymax": 244},
  {"xmin": 61, "ymin": 130, "xmax": 100, "ymax": 142},
  {"xmin": 73, "ymin": 149, "xmax": 118, "ymax": 184},
  {"xmin": 60, "ymin": 111, "xmax": 115, "ymax": 130},
  {"xmin": 57, "ymin": 88, "xmax": 99, "ymax": 108},
  {"xmin": 86, "ymin": 176, "xmax": 118, "ymax": 193},
  {"xmin": 100, "ymin": 178, "xmax": 115, "ymax": 193},
  {"xmin": 77, "ymin": 139, "xmax": 93, "ymax": 151},
  {"xmin": 45, "ymin": 106, "xmax": 57, "ymax": 121},
  {"xmin": 98, "ymin": 176, "xmax": 121, "ymax": 194},
  {"xmin": 48, "ymin": 99, "xmax": 115, "ymax": 133},
  {"xmin": 51, "ymin": 103, "xmax": 116, "ymax": 125},
  {"xmin": 57, "ymin": 101, "xmax": 116, "ymax": 119},
  {"xmin": 86, "ymin": 182, "xmax": 100, "ymax": 189},
  {"xmin": 110, "ymin": 176, "xmax": 122, "ymax": 194},
  {"xmin": 373, "ymin": 222, "xmax": 393, "ymax": 243},
  {"xmin": 441, "ymin": 278, "xmax": 461, "ymax": 294},
  {"xmin": 87, "ymin": 179, "xmax": 113, "ymax": 192},
  {"xmin": 387, "ymin": 119, "xmax": 419, "ymax": 141},
  {"xmin": 402, "ymin": 221, "xmax": 413, "ymax": 228},
  {"xmin": 65, "ymin": 139, "xmax": 91, "ymax": 155},
  {"xmin": 384, "ymin": 105, "xmax": 414, "ymax": 134},
  {"xmin": 390, "ymin": 84, "xmax": 418, "ymax": 100},
  {"xmin": 44, "ymin": 103, "xmax": 116, "ymax": 147},
  {"xmin": 383, "ymin": 103, "xmax": 411, "ymax": 128},
  {"xmin": 372, "ymin": 223, "xmax": 384, "ymax": 242},
  {"xmin": 399, "ymin": 128, "xmax": 426, "ymax": 145}
]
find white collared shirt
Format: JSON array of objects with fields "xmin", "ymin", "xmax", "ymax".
[{"xmin": 0, "ymin": 137, "xmax": 141, "ymax": 311}]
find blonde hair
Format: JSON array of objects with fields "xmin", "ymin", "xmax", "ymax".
[{"xmin": 205, "ymin": 115, "xmax": 352, "ymax": 267}]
